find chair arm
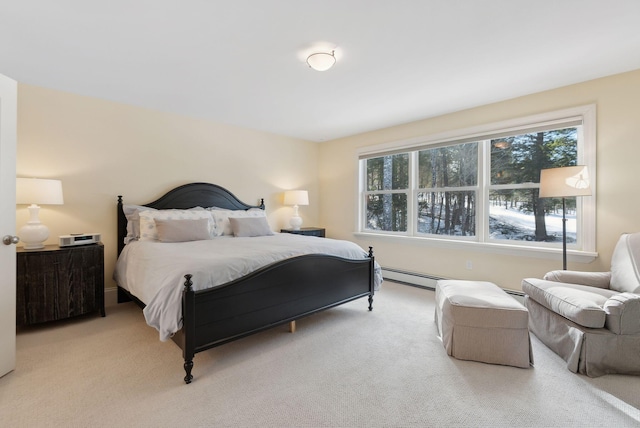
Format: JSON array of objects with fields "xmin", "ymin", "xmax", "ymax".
[
  {"xmin": 604, "ymin": 293, "xmax": 640, "ymax": 334},
  {"xmin": 543, "ymin": 270, "xmax": 611, "ymax": 289}
]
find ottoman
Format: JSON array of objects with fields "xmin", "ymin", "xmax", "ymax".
[{"xmin": 435, "ymin": 279, "xmax": 533, "ymax": 368}]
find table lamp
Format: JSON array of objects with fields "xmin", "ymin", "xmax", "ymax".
[
  {"xmin": 284, "ymin": 190, "xmax": 309, "ymax": 230},
  {"xmin": 16, "ymin": 178, "xmax": 64, "ymax": 249}
]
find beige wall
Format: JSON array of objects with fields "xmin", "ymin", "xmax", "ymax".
[
  {"xmin": 17, "ymin": 68, "xmax": 640, "ymax": 296},
  {"xmin": 16, "ymin": 84, "xmax": 320, "ymax": 295},
  {"xmin": 319, "ymin": 69, "xmax": 640, "ymax": 291}
]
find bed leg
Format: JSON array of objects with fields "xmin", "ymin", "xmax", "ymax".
[
  {"xmin": 184, "ymin": 359, "xmax": 194, "ymax": 384},
  {"xmin": 289, "ymin": 320, "xmax": 296, "ymax": 333},
  {"xmin": 368, "ymin": 295, "xmax": 374, "ymax": 311}
]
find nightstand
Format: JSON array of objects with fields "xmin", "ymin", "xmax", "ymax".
[
  {"xmin": 280, "ymin": 227, "xmax": 326, "ymax": 238},
  {"xmin": 16, "ymin": 243, "xmax": 105, "ymax": 326}
]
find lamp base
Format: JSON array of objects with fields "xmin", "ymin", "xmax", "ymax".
[
  {"xmin": 19, "ymin": 223, "xmax": 49, "ymax": 250},
  {"xmin": 289, "ymin": 215, "xmax": 303, "ymax": 231}
]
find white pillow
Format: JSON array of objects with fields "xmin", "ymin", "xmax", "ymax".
[
  {"xmin": 229, "ymin": 216, "xmax": 274, "ymax": 237},
  {"xmin": 208, "ymin": 208, "xmax": 266, "ymax": 236},
  {"xmin": 610, "ymin": 232, "xmax": 640, "ymax": 294},
  {"xmin": 155, "ymin": 218, "xmax": 211, "ymax": 242},
  {"xmin": 139, "ymin": 209, "xmax": 213, "ymax": 241},
  {"xmin": 123, "ymin": 205, "xmax": 156, "ymax": 244}
]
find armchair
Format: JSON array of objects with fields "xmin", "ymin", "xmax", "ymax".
[{"xmin": 522, "ymin": 232, "xmax": 640, "ymax": 377}]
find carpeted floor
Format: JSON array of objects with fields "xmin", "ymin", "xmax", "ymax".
[{"xmin": 1, "ymin": 281, "xmax": 639, "ymax": 427}]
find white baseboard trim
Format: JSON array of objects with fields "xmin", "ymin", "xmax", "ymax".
[
  {"xmin": 382, "ymin": 267, "xmax": 442, "ymax": 290},
  {"xmin": 382, "ymin": 267, "xmax": 524, "ymax": 300},
  {"xmin": 105, "ymin": 287, "xmax": 118, "ymax": 307}
]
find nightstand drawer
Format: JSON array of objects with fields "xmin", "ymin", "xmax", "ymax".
[{"xmin": 280, "ymin": 227, "xmax": 326, "ymax": 237}]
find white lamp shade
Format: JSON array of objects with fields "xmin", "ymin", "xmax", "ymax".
[
  {"xmin": 306, "ymin": 52, "xmax": 336, "ymax": 71},
  {"xmin": 16, "ymin": 178, "xmax": 64, "ymax": 205},
  {"xmin": 284, "ymin": 190, "xmax": 309, "ymax": 206},
  {"xmin": 539, "ymin": 166, "xmax": 591, "ymax": 198}
]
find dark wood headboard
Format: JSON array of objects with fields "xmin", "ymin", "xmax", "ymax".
[{"xmin": 117, "ymin": 182, "xmax": 265, "ymax": 256}]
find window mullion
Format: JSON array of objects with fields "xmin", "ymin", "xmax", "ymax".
[
  {"xmin": 409, "ymin": 151, "xmax": 417, "ymax": 236},
  {"xmin": 478, "ymin": 139, "xmax": 488, "ymax": 242}
]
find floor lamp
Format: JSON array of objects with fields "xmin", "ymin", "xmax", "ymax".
[{"xmin": 539, "ymin": 166, "xmax": 591, "ymax": 270}]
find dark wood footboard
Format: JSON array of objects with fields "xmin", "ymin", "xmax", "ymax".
[{"xmin": 176, "ymin": 250, "xmax": 375, "ymax": 383}]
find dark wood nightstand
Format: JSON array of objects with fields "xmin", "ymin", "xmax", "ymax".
[
  {"xmin": 16, "ymin": 243, "xmax": 105, "ymax": 326},
  {"xmin": 280, "ymin": 227, "xmax": 326, "ymax": 237}
]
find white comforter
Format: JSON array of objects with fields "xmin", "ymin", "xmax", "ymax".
[{"xmin": 114, "ymin": 233, "xmax": 382, "ymax": 341}]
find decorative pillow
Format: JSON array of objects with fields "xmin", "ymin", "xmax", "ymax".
[
  {"xmin": 122, "ymin": 205, "xmax": 207, "ymax": 243},
  {"xmin": 208, "ymin": 208, "xmax": 266, "ymax": 236},
  {"xmin": 123, "ymin": 205, "xmax": 156, "ymax": 244},
  {"xmin": 138, "ymin": 209, "xmax": 213, "ymax": 241},
  {"xmin": 155, "ymin": 218, "xmax": 211, "ymax": 242},
  {"xmin": 229, "ymin": 216, "xmax": 274, "ymax": 237}
]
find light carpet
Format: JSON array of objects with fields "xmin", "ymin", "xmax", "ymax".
[{"xmin": 1, "ymin": 281, "xmax": 639, "ymax": 427}]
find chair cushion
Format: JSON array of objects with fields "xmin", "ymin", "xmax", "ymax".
[
  {"xmin": 610, "ymin": 232, "xmax": 640, "ymax": 294},
  {"xmin": 522, "ymin": 278, "xmax": 617, "ymax": 328}
]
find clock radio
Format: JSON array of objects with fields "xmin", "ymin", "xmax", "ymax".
[{"xmin": 59, "ymin": 233, "xmax": 101, "ymax": 247}]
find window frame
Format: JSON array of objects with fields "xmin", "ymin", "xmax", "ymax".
[
  {"xmin": 356, "ymin": 105, "xmax": 597, "ymax": 262},
  {"xmin": 363, "ymin": 153, "xmax": 411, "ymax": 234},
  {"xmin": 414, "ymin": 141, "xmax": 479, "ymax": 239}
]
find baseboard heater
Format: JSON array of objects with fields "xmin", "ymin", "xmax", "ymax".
[
  {"xmin": 381, "ymin": 267, "xmax": 525, "ymax": 299},
  {"xmin": 381, "ymin": 267, "xmax": 442, "ymax": 290}
]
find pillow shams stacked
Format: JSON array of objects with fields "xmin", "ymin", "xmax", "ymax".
[
  {"xmin": 208, "ymin": 207, "xmax": 267, "ymax": 236},
  {"xmin": 138, "ymin": 209, "xmax": 213, "ymax": 241},
  {"xmin": 123, "ymin": 204, "xmax": 156, "ymax": 244}
]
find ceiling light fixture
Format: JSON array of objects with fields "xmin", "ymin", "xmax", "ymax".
[{"xmin": 306, "ymin": 50, "xmax": 336, "ymax": 71}]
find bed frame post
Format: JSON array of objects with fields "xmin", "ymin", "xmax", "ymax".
[
  {"xmin": 368, "ymin": 246, "xmax": 374, "ymax": 311},
  {"xmin": 117, "ymin": 196, "xmax": 126, "ymax": 256},
  {"xmin": 182, "ymin": 274, "xmax": 196, "ymax": 384},
  {"xmin": 116, "ymin": 195, "xmax": 134, "ymax": 304}
]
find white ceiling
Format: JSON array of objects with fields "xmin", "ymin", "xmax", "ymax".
[{"xmin": 3, "ymin": 1, "xmax": 640, "ymax": 142}]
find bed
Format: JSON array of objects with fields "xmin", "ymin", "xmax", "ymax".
[{"xmin": 114, "ymin": 182, "xmax": 379, "ymax": 384}]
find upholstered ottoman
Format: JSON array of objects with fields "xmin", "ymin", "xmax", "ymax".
[{"xmin": 435, "ymin": 280, "xmax": 533, "ymax": 368}]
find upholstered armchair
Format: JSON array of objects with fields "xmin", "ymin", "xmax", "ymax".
[{"xmin": 522, "ymin": 232, "xmax": 640, "ymax": 377}]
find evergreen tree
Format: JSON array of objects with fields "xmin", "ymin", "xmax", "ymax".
[{"xmin": 490, "ymin": 127, "xmax": 577, "ymax": 241}]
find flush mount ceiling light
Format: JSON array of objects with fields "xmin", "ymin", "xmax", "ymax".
[{"xmin": 306, "ymin": 50, "xmax": 336, "ymax": 71}]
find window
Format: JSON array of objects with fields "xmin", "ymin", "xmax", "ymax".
[
  {"xmin": 365, "ymin": 154, "xmax": 409, "ymax": 232},
  {"xmin": 417, "ymin": 142, "xmax": 477, "ymax": 236},
  {"xmin": 358, "ymin": 105, "xmax": 596, "ymax": 255},
  {"xmin": 489, "ymin": 127, "xmax": 579, "ymax": 243}
]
